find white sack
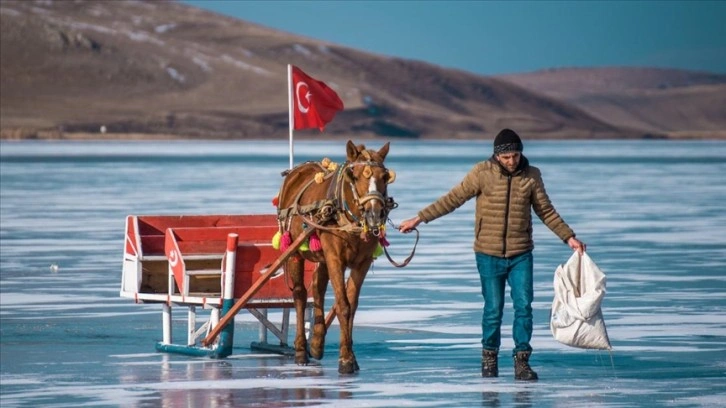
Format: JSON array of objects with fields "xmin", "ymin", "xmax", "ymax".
[{"xmin": 550, "ymin": 251, "xmax": 611, "ymax": 350}]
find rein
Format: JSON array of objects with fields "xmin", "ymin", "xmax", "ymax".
[{"xmin": 382, "ymin": 227, "xmax": 419, "ymax": 268}]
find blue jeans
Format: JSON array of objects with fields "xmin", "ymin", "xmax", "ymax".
[{"xmin": 475, "ymin": 251, "xmax": 534, "ymax": 355}]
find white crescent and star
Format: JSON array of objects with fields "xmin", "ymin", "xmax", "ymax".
[
  {"xmin": 169, "ymin": 250, "xmax": 178, "ymax": 267},
  {"xmin": 296, "ymin": 81, "xmax": 312, "ymax": 113}
]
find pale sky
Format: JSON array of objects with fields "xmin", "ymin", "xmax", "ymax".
[{"xmin": 181, "ymin": 0, "xmax": 726, "ymax": 76}]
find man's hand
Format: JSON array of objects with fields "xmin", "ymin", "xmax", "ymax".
[
  {"xmin": 398, "ymin": 216, "xmax": 422, "ymax": 233},
  {"xmin": 567, "ymin": 236, "xmax": 586, "ymax": 255}
]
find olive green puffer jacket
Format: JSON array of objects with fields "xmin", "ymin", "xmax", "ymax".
[{"xmin": 417, "ymin": 155, "xmax": 575, "ymax": 258}]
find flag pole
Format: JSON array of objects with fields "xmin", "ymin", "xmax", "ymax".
[{"xmin": 287, "ymin": 64, "xmax": 294, "ymax": 170}]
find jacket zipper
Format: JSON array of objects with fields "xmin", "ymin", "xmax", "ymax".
[{"xmin": 502, "ymin": 174, "xmax": 512, "ymax": 257}]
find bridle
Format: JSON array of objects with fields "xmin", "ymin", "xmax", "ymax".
[{"xmin": 338, "ymin": 160, "xmax": 396, "ymax": 237}]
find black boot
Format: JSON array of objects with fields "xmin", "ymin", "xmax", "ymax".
[
  {"xmin": 514, "ymin": 351, "xmax": 538, "ymax": 381},
  {"xmin": 481, "ymin": 349, "xmax": 498, "ymax": 377}
]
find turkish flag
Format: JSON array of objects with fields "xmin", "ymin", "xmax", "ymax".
[{"xmin": 291, "ymin": 65, "xmax": 344, "ymax": 131}]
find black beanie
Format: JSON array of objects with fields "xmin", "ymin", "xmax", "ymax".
[{"xmin": 493, "ymin": 128, "xmax": 523, "ymax": 154}]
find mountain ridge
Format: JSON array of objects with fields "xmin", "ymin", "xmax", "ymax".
[
  {"xmin": 498, "ymin": 67, "xmax": 726, "ymax": 137},
  {"xmin": 1, "ymin": 0, "xmax": 722, "ymax": 141}
]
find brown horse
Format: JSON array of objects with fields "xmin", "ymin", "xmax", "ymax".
[{"xmin": 275, "ymin": 140, "xmax": 396, "ymax": 374}]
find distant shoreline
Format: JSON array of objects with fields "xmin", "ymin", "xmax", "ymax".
[{"xmin": 2, "ymin": 130, "xmax": 725, "ymax": 141}]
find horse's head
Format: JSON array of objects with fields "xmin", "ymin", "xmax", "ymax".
[{"xmin": 343, "ymin": 140, "xmax": 396, "ymax": 237}]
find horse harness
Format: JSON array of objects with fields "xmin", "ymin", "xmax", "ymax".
[
  {"xmin": 277, "ymin": 159, "xmax": 397, "ymax": 236},
  {"xmin": 276, "ymin": 157, "xmax": 419, "ymax": 268}
]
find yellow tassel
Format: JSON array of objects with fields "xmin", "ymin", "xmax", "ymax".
[
  {"xmin": 373, "ymin": 243, "xmax": 384, "ymax": 259},
  {"xmin": 327, "ymin": 162, "xmax": 338, "ymax": 171},
  {"xmin": 271, "ymin": 231, "xmax": 281, "ymax": 250},
  {"xmin": 299, "ymin": 240, "xmax": 310, "ymax": 251},
  {"xmin": 321, "ymin": 157, "xmax": 331, "ymax": 168}
]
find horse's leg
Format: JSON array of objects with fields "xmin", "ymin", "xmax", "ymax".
[
  {"xmin": 326, "ymin": 258, "xmax": 356, "ymax": 374},
  {"xmin": 287, "ymin": 255, "xmax": 309, "ymax": 365},
  {"xmin": 344, "ymin": 262, "xmax": 372, "ymax": 372},
  {"xmin": 309, "ymin": 262, "xmax": 329, "ymax": 360}
]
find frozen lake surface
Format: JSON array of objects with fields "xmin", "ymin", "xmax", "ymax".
[{"xmin": 1, "ymin": 139, "xmax": 725, "ymax": 407}]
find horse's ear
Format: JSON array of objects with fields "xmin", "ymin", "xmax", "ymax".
[
  {"xmin": 377, "ymin": 142, "xmax": 390, "ymax": 161},
  {"xmin": 346, "ymin": 140, "xmax": 359, "ymax": 161}
]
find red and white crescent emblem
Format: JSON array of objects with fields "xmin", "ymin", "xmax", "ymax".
[
  {"xmin": 296, "ymin": 81, "xmax": 311, "ymax": 113},
  {"xmin": 169, "ymin": 249, "xmax": 178, "ymax": 267}
]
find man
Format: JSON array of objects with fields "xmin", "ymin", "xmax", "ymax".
[{"xmin": 398, "ymin": 128, "xmax": 585, "ymax": 381}]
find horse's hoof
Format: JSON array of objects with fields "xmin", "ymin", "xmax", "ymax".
[
  {"xmin": 295, "ymin": 351, "xmax": 309, "ymax": 366},
  {"xmin": 309, "ymin": 339, "xmax": 325, "ymax": 360},
  {"xmin": 338, "ymin": 360, "xmax": 358, "ymax": 374},
  {"xmin": 310, "ymin": 347, "xmax": 324, "ymax": 360}
]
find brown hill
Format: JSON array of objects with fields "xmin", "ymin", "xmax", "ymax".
[
  {"xmin": 498, "ymin": 67, "xmax": 726, "ymax": 139},
  {"xmin": 0, "ymin": 0, "xmax": 707, "ymax": 141}
]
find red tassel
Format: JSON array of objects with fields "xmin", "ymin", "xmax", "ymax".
[
  {"xmin": 280, "ymin": 231, "xmax": 292, "ymax": 251},
  {"xmin": 309, "ymin": 231, "xmax": 322, "ymax": 251},
  {"xmin": 272, "ymin": 194, "xmax": 279, "ymax": 207},
  {"xmin": 379, "ymin": 236, "xmax": 390, "ymax": 247}
]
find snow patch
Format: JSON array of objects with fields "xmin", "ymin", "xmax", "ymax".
[
  {"xmin": 87, "ymin": 5, "xmax": 108, "ymax": 17},
  {"xmin": 63, "ymin": 21, "xmax": 117, "ymax": 35},
  {"xmin": 192, "ymin": 56, "xmax": 212, "ymax": 72},
  {"xmin": 155, "ymin": 23, "xmax": 176, "ymax": 34},
  {"xmin": 30, "ymin": 6, "xmax": 51, "ymax": 14},
  {"xmin": 166, "ymin": 67, "xmax": 186, "ymax": 83},
  {"xmin": 0, "ymin": 7, "xmax": 21, "ymax": 16},
  {"xmin": 221, "ymin": 55, "xmax": 270, "ymax": 75},
  {"xmin": 293, "ymin": 44, "xmax": 313, "ymax": 57},
  {"xmin": 125, "ymin": 30, "xmax": 165, "ymax": 46}
]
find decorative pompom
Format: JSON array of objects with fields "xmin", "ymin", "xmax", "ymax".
[
  {"xmin": 327, "ymin": 162, "xmax": 338, "ymax": 171},
  {"xmin": 272, "ymin": 194, "xmax": 279, "ymax": 207},
  {"xmin": 372, "ymin": 243, "xmax": 384, "ymax": 259},
  {"xmin": 271, "ymin": 231, "xmax": 281, "ymax": 250},
  {"xmin": 309, "ymin": 231, "xmax": 322, "ymax": 251},
  {"xmin": 280, "ymin": 231, "xmax": 292, "ymax": 251},
  {"xmin": 387, "ymin": 169, "xmax": 396, "ymax": 184},
  {"xmin": 299, "ymin": 240, "xmax": 310, "ymax": 252},
  {"xmin": 379, "ymin": 236, "xmax": 390, "ymax": 247},
  {"xmin": 321, "ymin": 157, "xmax": 331, "ymax": 168},
  {"xmin": 314, "ymin": 172, "xmax": 325, "ymax": 184}
]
